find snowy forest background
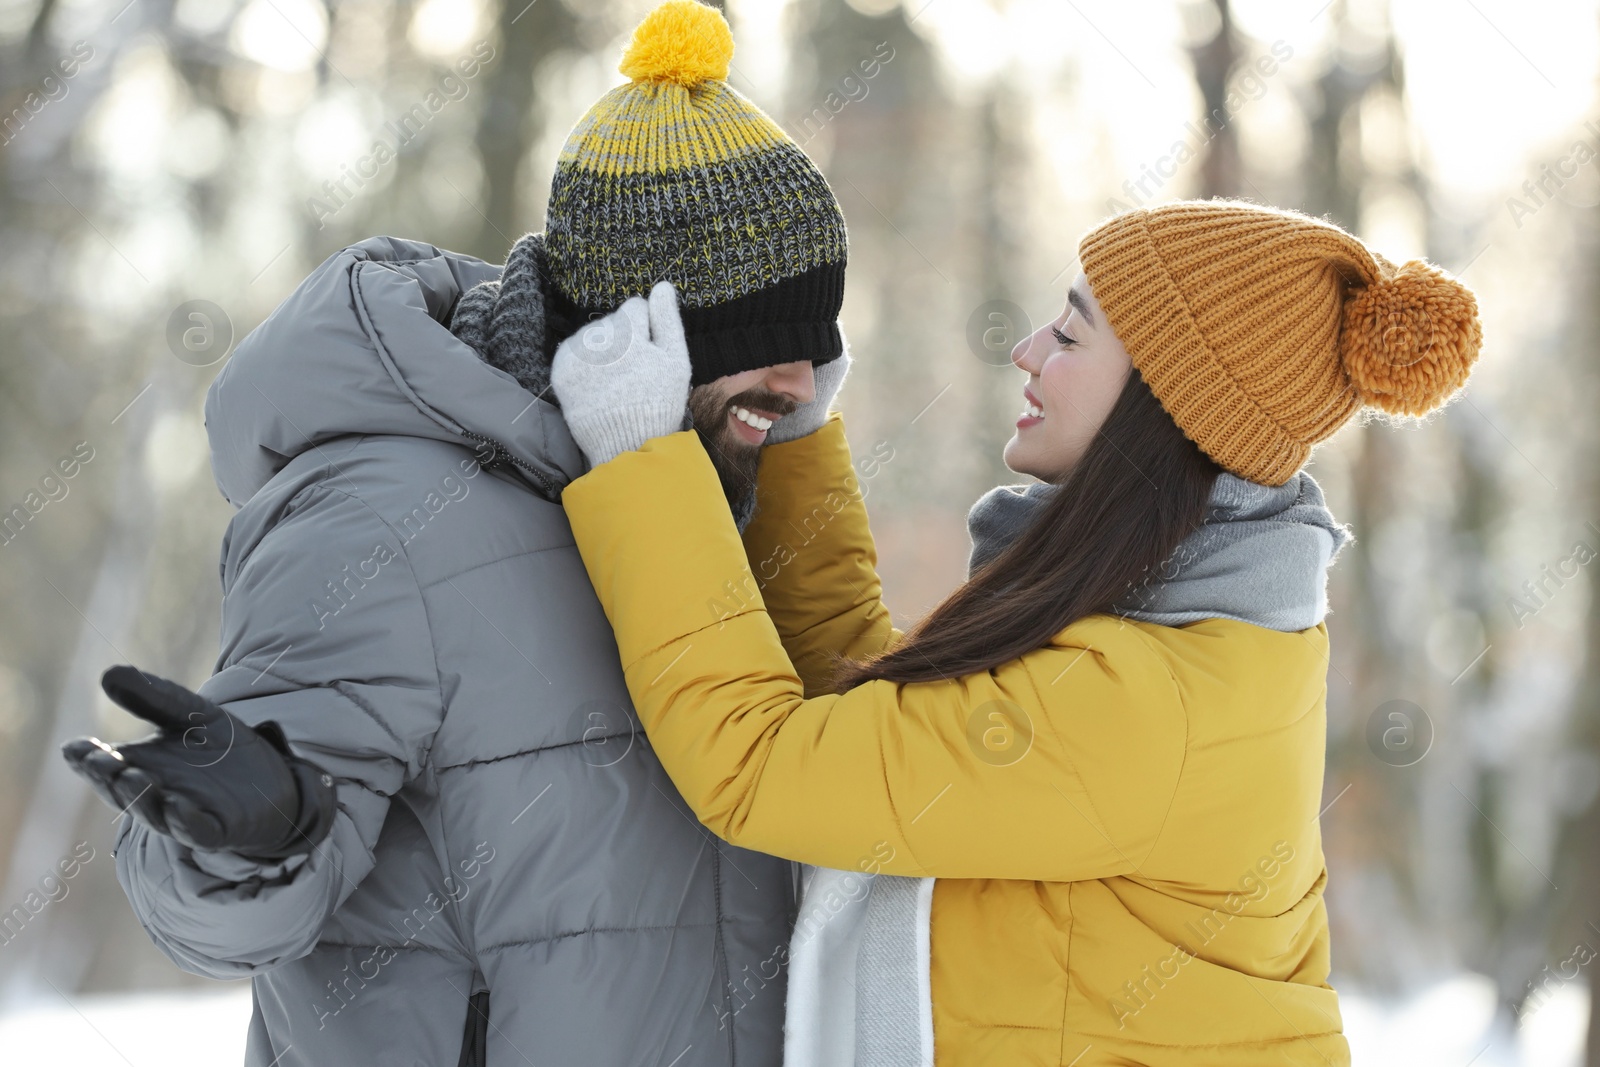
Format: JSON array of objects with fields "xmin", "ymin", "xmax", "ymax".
[{"xmin": 1, "ymin": 0, "xmax": 1598, "ymax": 1062}]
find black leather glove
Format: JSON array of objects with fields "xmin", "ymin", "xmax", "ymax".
[{"xmin": 61, "ymin": 666, "xmax": 337, "ymax": 862}]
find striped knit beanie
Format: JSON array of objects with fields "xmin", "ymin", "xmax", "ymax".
[
  {"xmin": 1078, "ymin": 199, "xmax": 1484, "ymax": 486},
  {"xmin": 539, "ymin": 0, "xmax": 847, "ymax": 387}
]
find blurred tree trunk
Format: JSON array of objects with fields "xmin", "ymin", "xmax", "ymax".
[
  {"xmin": 783, "ymin": 0, "xmax": 978, "ymax": 625},
  {"xmin": 1186, "ymin": 0, "xmax": 1242, "ymax": 198},
  {"xmin": 1558, "ymin": 147, "xmax": 1600, "ymax": 1067},
  {"xmin": 1306, "ymin": 2, "xmax": 1363, "ymax": 231},
  {"xmin": 1562, "ymin": 30, "xmax": 1600, "ymax": 1065},
  {"xmin": 1571, "ymin": 484, "xmax": 1600, "ymax": 1067},
  {"xmin": 468, "ymin": 0, "xmax": 578, "ymax": 260},
  {"xmin": 1299, "ymin": 0, "xmax": 1425, "ymax": 996},
  {"xmin": 0, "ymin": 378, "xmax": 167, "ymax": 1006},
  {"xmin": 0, "ymin": 0, "xmax": 172, "ymax": 1006}
]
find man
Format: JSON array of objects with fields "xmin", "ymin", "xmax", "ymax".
[{"xmin": 60, "ymin": 4, "xmax": 852, "ymax": 1063}]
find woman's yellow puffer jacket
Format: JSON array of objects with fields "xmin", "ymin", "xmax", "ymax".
[{"xmin": 562, "ymin": 413, "xmax": 1350, "ymax": 1066}]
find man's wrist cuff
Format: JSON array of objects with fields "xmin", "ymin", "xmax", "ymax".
[{"xmin": 232, "ymin": 759, "xmax": 337, "ymax": 864}]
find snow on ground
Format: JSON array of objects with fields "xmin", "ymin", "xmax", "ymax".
[
  {"xmin": 1341, "ymin": 974, "xmax": 1589, "ymax": 1067},
  {"xmin": 0, "ymin": 985, "xmax": 251, "ymax": 1066},
  {"xmin": 0, "ymin": 973, "xmax": 1587, "ymax": 1065}
]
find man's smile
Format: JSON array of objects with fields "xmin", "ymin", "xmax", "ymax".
[{"xmin": 727, "ymin": 402, "xmax": 780, "ymax": 445}]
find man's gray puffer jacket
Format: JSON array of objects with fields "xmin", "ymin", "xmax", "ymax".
[{"xmin": 112, "ymin": 236, "xmax": 795, "ymax": 1066}]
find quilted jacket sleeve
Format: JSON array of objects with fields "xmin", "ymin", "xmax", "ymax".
[
  {"xmin": 740, "ymin": 413, "xmax": 900, "ymax": 696},
  {"xmin": 113, "ymin": 483, "xmax": 445, "ymax": 979},
  {"xmin": 562, "ymin": 430, "xmax": 1189, "ymax": 882}
]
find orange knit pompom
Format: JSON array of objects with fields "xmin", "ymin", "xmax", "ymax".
[{"xmin": 1339, "ymin": 259, "xmax": 1483, "ymax": 416}]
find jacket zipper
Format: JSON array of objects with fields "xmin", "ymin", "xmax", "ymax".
[
  {"xmin": 460, "ymin": 429, "xmax": 560, "ymax": 500},
  {"xmin": 712, "ymin": 845, "xmax": 737, "ymax": 1064}
]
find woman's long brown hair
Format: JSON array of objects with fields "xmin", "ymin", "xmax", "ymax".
[{"xmin": 830, "ymin": 368, "xmax": 1221, "ymax": 691}]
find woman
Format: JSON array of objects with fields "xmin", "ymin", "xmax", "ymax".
[{"xmin": 549, "ymin": 199, "xmax": 1482, "ymax": 1065}]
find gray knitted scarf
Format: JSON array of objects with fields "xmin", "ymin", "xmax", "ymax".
[
  {"xmin": 966, "ymin": 469, "xmax": 1352, "ymax": 631},
  {"xmin": 450, "ymin": 232, "xmax": 558, "ymax": 401},
  {"xmin": 448, "ymin": 233, "xmax": 757, "ymax": 529}
]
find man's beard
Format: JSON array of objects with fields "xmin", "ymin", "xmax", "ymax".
[{"xmin": 687, "ymin": 383, "xmax": 799, "ymax": 519}]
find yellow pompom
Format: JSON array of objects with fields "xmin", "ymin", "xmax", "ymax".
[{"xmin": 619, "ymin": 0, "xmax": 734, "ymax": 87}]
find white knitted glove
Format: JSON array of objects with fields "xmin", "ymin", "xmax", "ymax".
[
  {"xmin": 766, "ymin": 329, "xmax": 853, "ymax": 445},
  {"xmin": 551, "ymin": 281, "xmax": 692, "ymax": 467}
]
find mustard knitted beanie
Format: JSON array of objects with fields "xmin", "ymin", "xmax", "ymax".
[
  {"xmin": 1078, "ymin": 199, "xmax": 1483, "ymax": 485},
  {"xmin": 543, "ymin": 0, "xmax": 847, "ymax": 386}
]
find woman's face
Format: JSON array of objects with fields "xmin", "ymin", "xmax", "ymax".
[{"xmin": 1002, "ymin": 272, "xmax": 1134, "ymax": 482}]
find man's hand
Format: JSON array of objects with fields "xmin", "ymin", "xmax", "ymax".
[
  {"xmin": 551, "ymin": 280, "xmax": 693, "ymax": 467},
  {"xmin": 61, "ymin": 666, "xmax": 337, "ymax": 862},
  {"xmin": 766, "ymin": 333, "xmax": 852, "ymax": 445}
]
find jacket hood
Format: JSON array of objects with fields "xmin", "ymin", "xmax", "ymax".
[{"xmin": 205, "ymin": 236, "xmax": 587, "ymax": 508}]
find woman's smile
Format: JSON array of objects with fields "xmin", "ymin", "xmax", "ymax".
[
  {"xmin": 1017, "ymin": 385, "xmax": 1045, "ymax": 429},
  {"xmin": 1003, "ymin": 272, "xmax": 1134, "ymax": 481}
]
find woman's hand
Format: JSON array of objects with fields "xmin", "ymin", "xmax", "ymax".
[
  {"xmin": 551, "ymin": 280, "xmax": 692, "ymax": 467},
  {"xmin": 766, "ymin": 332, "xmax": 852, "ymax": 445}
]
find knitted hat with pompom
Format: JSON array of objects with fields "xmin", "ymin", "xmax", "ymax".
[
  {"xmin": 545, "ymin": 0, "xmax": 846, "ymax": 386},
  {"xmin": 451, "ymin": 0, "xmax": 847, "ymax": 397},
  {"xmin": 1078, "ymin": 199, "xmax": 1483, "ymax": 485}
]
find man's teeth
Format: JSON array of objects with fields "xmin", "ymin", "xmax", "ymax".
[
  {"xmin": 1022, "ymin": 400, "xmax": 1044, "ymax": 419},
  {"xmin": 733, "ymin": 406, "xmax": 773, "ymax": 431}
]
